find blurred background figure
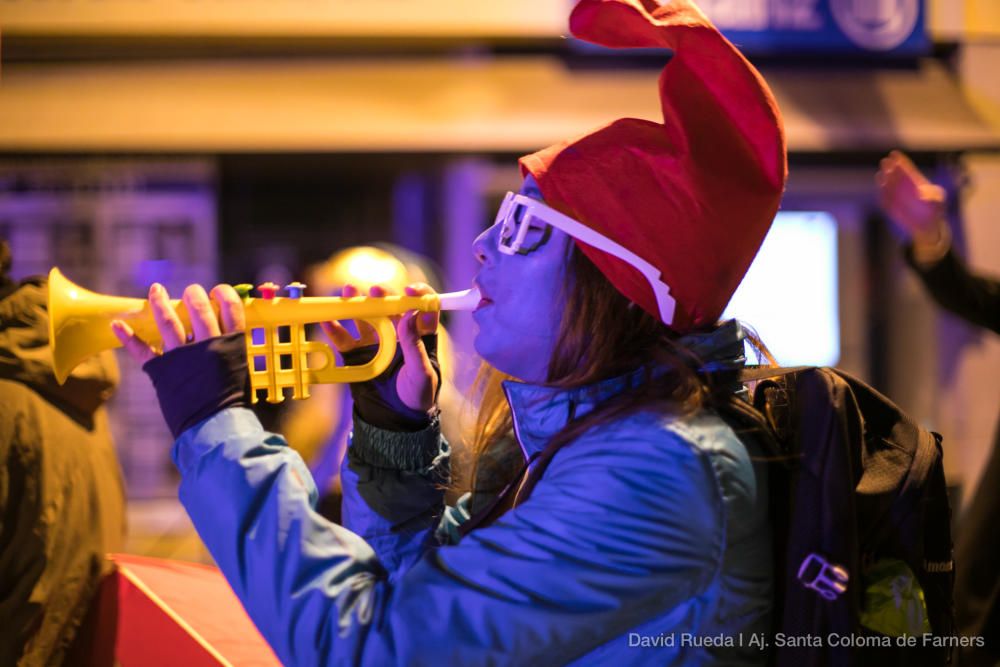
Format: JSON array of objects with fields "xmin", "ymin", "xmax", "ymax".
[
  {"xmin": 279, "ymin": 244, "xmax": 466, "ymax": 521},
  {"xmin": 877, "ymin": 151, "xmax": 999, "ymax": 332},
  {"xmin": 0, "ymin": 238, "xmax": 126, "ymax": 666},
  {"xmin": 877, "ymin": 151, "xmax": 1000, "ymax": 666}
]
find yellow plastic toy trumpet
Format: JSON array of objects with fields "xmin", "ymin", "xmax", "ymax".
[{"xmin": 47, "ymin": 267, "xmax": 480, "ymax": 404}]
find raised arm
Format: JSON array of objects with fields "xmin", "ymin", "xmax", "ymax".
[{"xmin": 877, "ymin": 150, "xmax": 1000, "ymax": 334}]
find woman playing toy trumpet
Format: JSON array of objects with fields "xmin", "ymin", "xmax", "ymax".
[{"xmin": 113, "ymin": 1, "xmax": 786, "ymax": 664}]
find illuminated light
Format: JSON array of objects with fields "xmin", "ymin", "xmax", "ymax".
[
  {"xmin": 723, "ymin": 211, "xmax": 840, "ymax": 367},
  {"xmin": 341, "ymin": 249, "xmax": 406, "ymax": 288}
]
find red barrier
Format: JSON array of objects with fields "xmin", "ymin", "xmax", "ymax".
[{"xmin": 105, "ymin": 554, "xmax": 280, "ymax": 667}]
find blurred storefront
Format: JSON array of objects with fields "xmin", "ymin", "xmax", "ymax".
[{"xmin": 1, "ymin": 0, "xmax": 998, "ymax": 555}]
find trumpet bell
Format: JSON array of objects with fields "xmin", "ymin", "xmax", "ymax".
[{"xmin": 48, "ymin": 267, "xmax": 160, "ymax": 385}]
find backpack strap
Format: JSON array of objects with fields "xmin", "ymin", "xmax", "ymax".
[
  {"xmin": 738, "ymin": 365, "xmax": 813, "ymax": 383},
  {"xmin": 706, "ymin": 365, "xmax": 811, "ymax": 466}
]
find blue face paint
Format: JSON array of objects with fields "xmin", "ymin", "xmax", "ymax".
[{"xmin": 471, "ymin": 174, "xmax": 571, "ymax": 383}]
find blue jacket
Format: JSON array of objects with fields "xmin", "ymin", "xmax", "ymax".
[{"xmin": 172, "ymin": 323, "xmax": 772, "ymax": 665}]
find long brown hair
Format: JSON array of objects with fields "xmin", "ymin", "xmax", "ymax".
[{"xmin": 464, "ymin": 244, "xmax": 772, "ymax": 505}]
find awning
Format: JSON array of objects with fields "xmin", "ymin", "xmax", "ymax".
[{"xmin": 0, "ymin": 56, "xmax": 997, "ymax": 153}]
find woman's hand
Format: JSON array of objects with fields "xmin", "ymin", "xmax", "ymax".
[
  {"xmin": 111, "ymin": 283, "xmax": 246, "ymax": 363},
  {"xmin": 321, "ymin": 283, "xmax": 439, "ymax": 414}
]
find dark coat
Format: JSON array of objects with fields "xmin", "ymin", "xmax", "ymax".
[
  {"xmin": 907, "ymin": 245, "xmax": 1000, "ymax": 663},
  {"xmin": 0, "ymin": 277, "xmax": 125, "ymax": 667},
  {"xmin": 906, "ymin": 245, "xmax": 1000, "ymax": 335}
]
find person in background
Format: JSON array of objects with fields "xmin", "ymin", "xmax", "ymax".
[
  {"xmin": 0, "ymin": 238, "xmax": 126, "ymax": 666},
  {"xmin": 877, "ymin": 150, "xmax": 1000, "ymax": 665},
  {"xmin": 279, "ymin": 245, "xmax": 464, "ymax": 522}
]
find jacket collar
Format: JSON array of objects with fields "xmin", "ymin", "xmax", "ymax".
[{"xmin": 501, "ymin": 319, "xmax": 747, "ymax": 460}]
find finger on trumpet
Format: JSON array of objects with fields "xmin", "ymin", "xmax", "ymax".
[
  {"xmin": 184, "ymin": 284, "xmax": 221, "ymax": 341},
  {"xmin": 111, "ymin": 319, "xmax": 159, "ymax": 365},
  {"xmin": 150, "ymin": 283, "xmax": 187, "ymax": 353},
  {"xmin": 322, "ymin": 283, "xmax": 383, "ymax": 352},
  {"xmin": 404, "ymin": 283, "xmax": 439, "ymax": 335},
  {"xmin": 210, "ymin": 284, "xmax": 246, "ymax": 334}
]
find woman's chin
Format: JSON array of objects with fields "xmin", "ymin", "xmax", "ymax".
[
  {"xmin": 473, "ymin": 334, "xmax": 510, "ymax": 375},
  {"xmin": 473, "ymin": 327, "xmax": 551, "ymax": 382},
  {"xmin": 472, "ymin": 333, "xmax": 495, "ymax": 366}
]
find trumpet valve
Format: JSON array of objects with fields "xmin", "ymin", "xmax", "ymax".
[
  {"xmin": 257, "ymin": 282, "xmax": 279, "ymax": 299},
  {"xmin": 285, "ymin": 282, "xmax": 307, "ymax": 299}
]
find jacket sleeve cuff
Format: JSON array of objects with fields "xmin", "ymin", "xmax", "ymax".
[
  {"xmin": 349, "ymin": 409, "xmax": 443, "ymax": 471},
  {"xmin": 904, "ymin": 233, "xmax": 952, "ymax": 271},
  {"xmin": 142, "ymin": 332, "xmax": 251, "ymax": 440},
  {"xmin": 344, "ymin": 334, "xmax": 440, "ymax": 432}
]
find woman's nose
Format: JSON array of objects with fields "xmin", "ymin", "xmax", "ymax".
[{"xmin": 472, "ymin": 224, "xmax": 498, "ymax": 265}]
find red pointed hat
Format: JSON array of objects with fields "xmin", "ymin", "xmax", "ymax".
[{"xmin": 520, "ymin": 0, "xmax": 787, "ymax": 332}]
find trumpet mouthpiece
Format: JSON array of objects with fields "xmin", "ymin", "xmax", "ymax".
[{"xmin": 438, "ymin": 287, "xmax": 481, "ymax": 311}]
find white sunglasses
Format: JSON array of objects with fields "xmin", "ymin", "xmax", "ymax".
[{"xmin": 494, "ymin": 191, "xmax": 677, "ymax": 326}]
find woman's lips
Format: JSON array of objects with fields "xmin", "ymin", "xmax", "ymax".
[{"xmin": 475, "ymin": 298, "xmax": 493, "ymax": 311}]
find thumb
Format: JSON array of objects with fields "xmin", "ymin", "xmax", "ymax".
[{"xmin": 396, "ymin": 311, "xmax": 437, "ymax": 412}]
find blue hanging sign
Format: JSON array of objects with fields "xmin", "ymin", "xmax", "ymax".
[{"xmin": 700, "ymin": 0, "xmax": 928, "ymax": 56}]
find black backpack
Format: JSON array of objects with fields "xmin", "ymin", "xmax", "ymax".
[{"xmin": 715, "ymin": 366, "xmax": 955, "ymax": 666}]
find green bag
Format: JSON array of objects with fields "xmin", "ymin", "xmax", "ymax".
[{"xmin": 860, "ymin": 558, "xmax": 931, "ymax": 637}]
